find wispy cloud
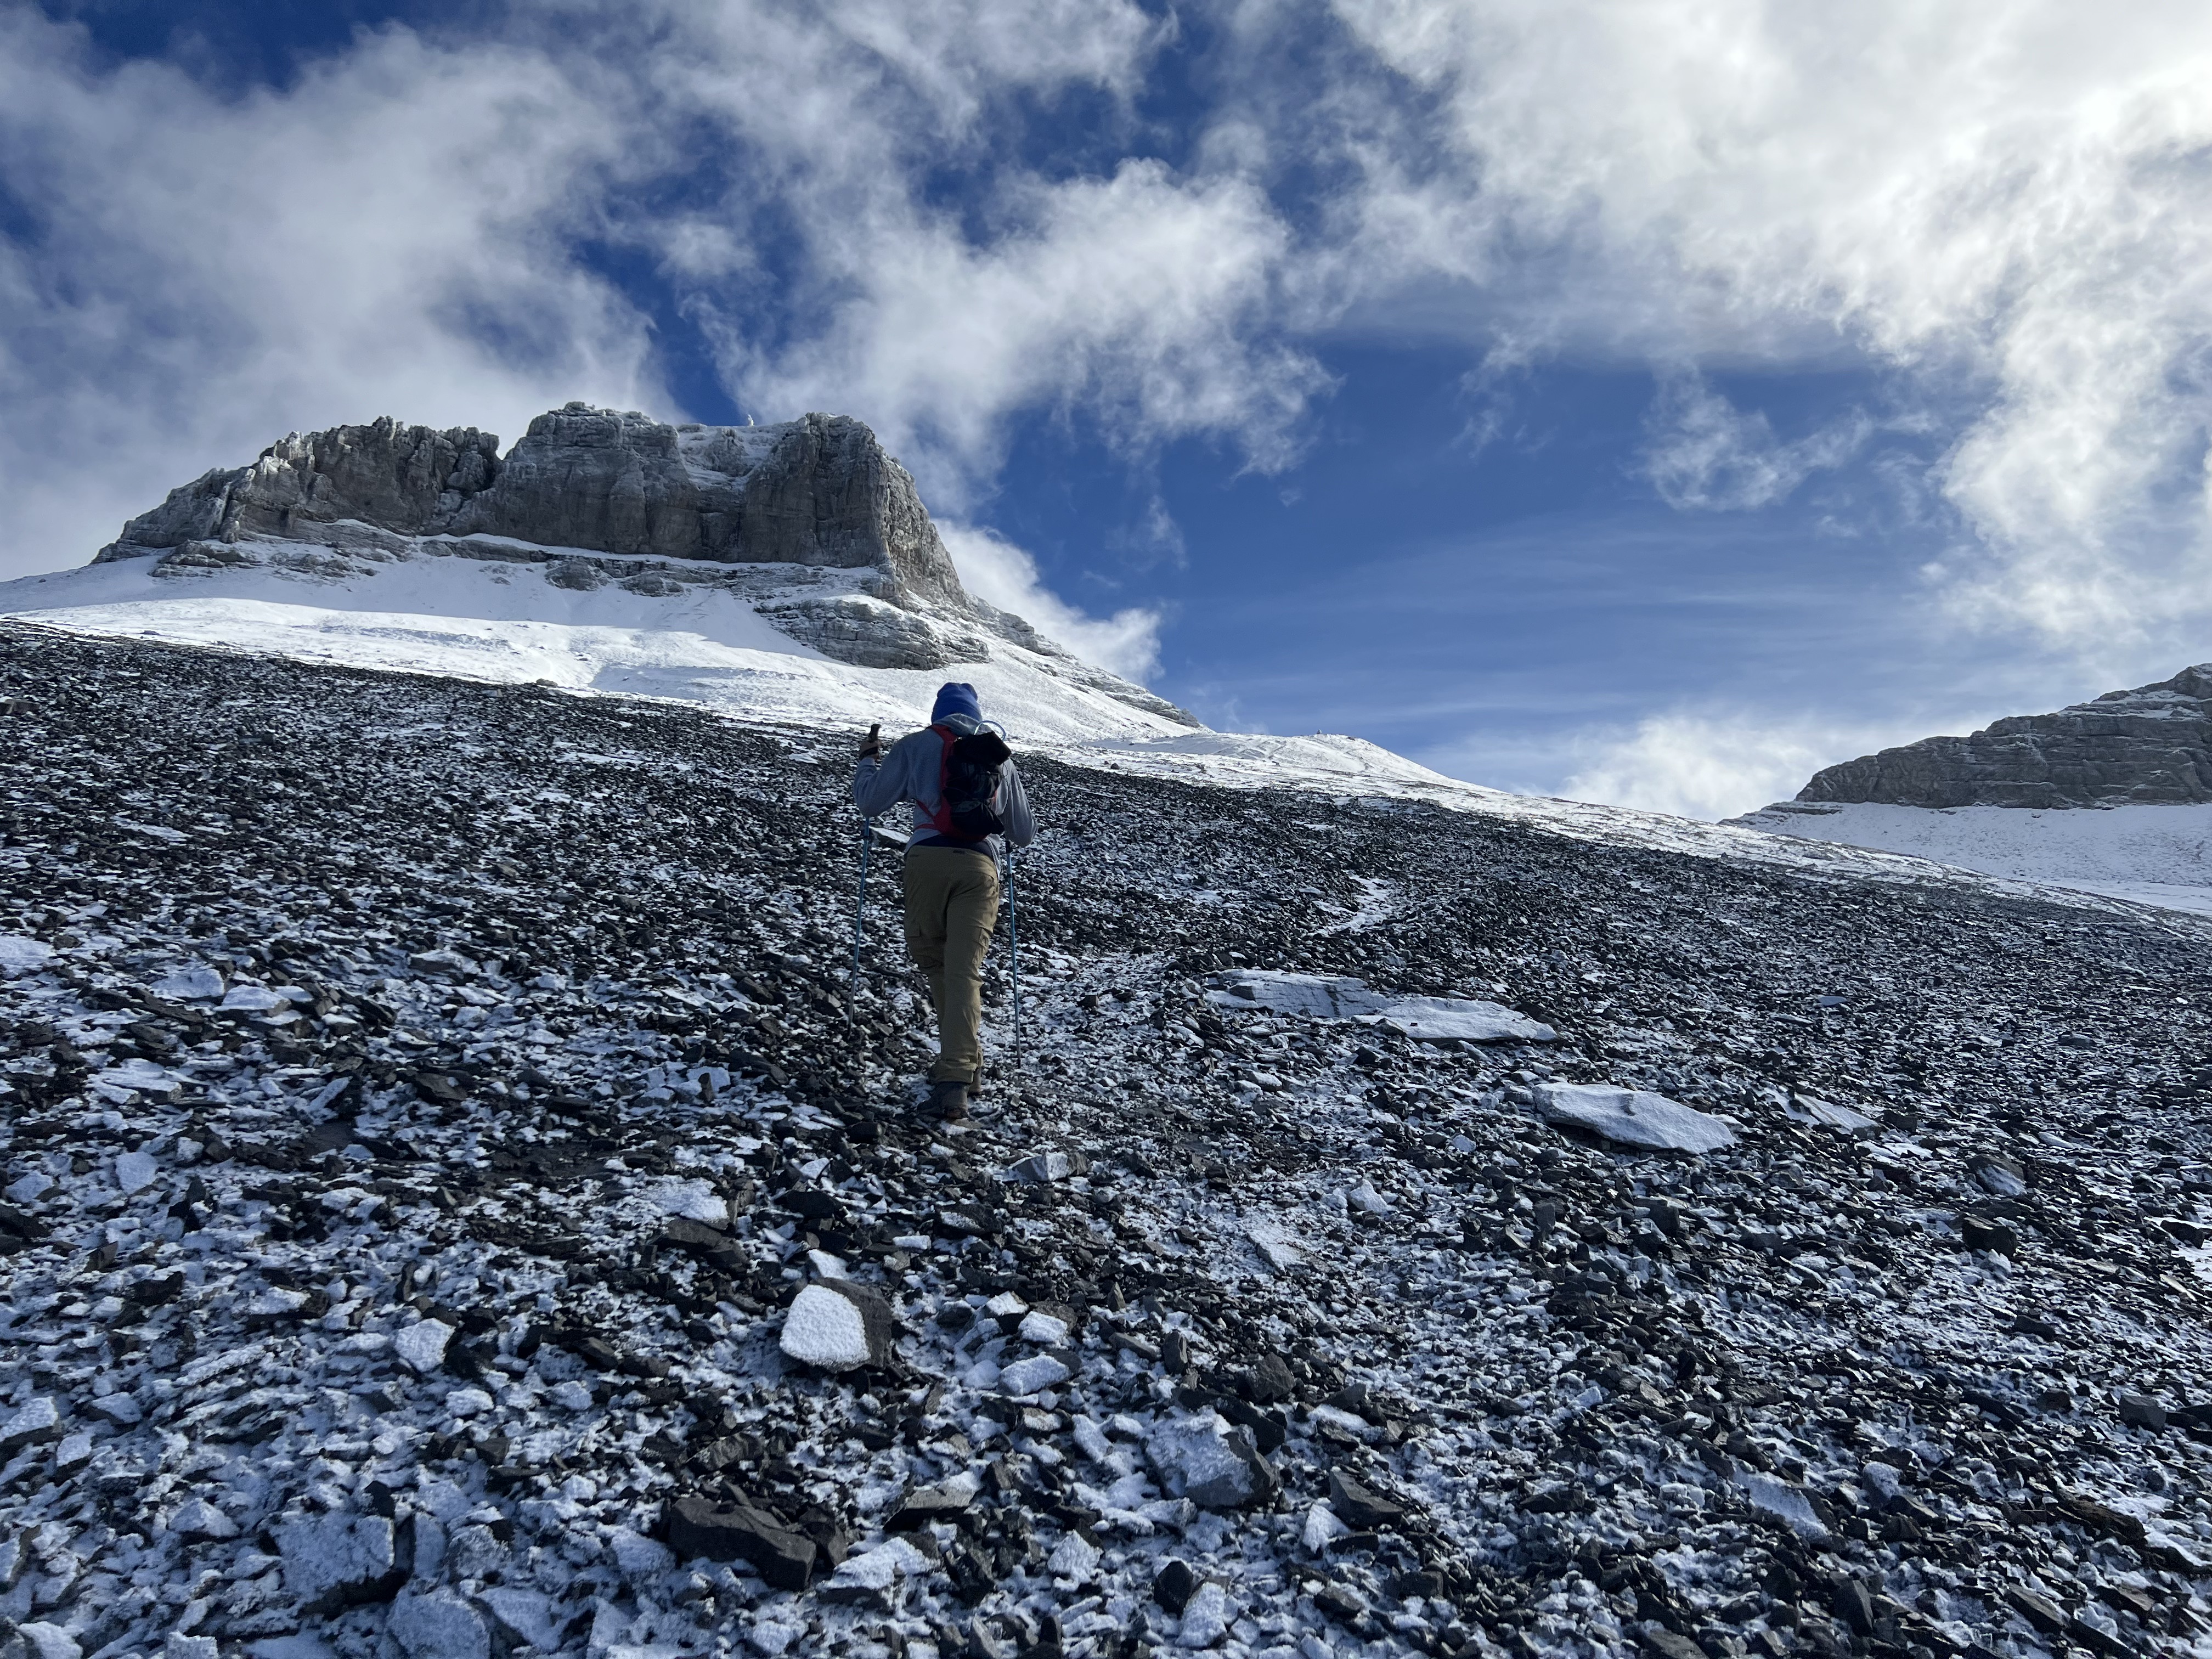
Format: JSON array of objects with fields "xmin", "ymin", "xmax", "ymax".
[
  {"xmin": 936, "ymin": 522, "xmax": 1164, "ymax": 684},
  {"xmin": 1557, "ymin": 711, "xmax": 1904, "ymax": 822},
  {"xmin": 1639, "ymin": 373, "xmax": 1872, "ymax": 512},
  {"xmin": 1316, "ymin": 0, "xmax": 2212, "ymax": 646}
]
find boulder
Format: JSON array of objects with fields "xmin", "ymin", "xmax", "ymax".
[
  {"xmin": 664, "ymin": 1494, "xmax": 816, "ymax": 1590},
  {"xmin": 273, "ymin": 1513, "xmax": 407, "ymax": 1613},
  {"xmin": 778, "ymin": 1279, "xmax": 898, "ymax": 1372},
  {"xmin": 1145, "ymin": 1413, "xmax": 1277, "ymax": 1509}
]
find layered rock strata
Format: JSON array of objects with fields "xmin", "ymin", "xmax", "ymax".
[
  {"xmin": 97, "ymin": 404, "xmax": 967, "ymax": 608},
  {"xmin": 1797, "ymin": 665, "xmax": 2212, "ymax": 808}
]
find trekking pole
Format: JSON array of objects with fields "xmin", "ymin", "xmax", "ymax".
[
  {"xmin": 849, "ymin": 725, "xmax": 879, "ymax": 1004},
  {"xmin": 1006, "ymin": 846, "xmax": 1021, "ymax": 1059},
  {"xmin": 849, "ymin": 815, "xmax": 872, "ymax": 1002}
]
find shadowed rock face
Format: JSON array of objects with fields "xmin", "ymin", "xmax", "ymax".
[
  {"xmin": 94, "ymin": 403, "xmax": 968, "ymax": 608},
  {"xmin": 1799, "ymin": 665, "xmax": 2212, "ymax": 807}
]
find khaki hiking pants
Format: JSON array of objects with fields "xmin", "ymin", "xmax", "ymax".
[{"xmin": 902, "ymin": 846, "xmax": 1000, "ymax": 1084}]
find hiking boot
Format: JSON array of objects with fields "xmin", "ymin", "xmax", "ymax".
[{"xmin": 927, "ymin": 1081, "xmax": 970, "ymax": 1121}]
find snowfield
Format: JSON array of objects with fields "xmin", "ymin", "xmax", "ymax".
[
  {"xmin": 1729, "ymin": 801, "xmax": 2212, "ymax": 919},
  {"xmin": 5, "ymin": 621, "xmax": 2212, "ymax": 1659},
  {"xmin": 0, "ymin": 546, "xmax": 1193, "ymax": 747}
]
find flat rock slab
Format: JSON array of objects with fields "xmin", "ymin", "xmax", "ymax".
[
  {"xmin": 1532, "ymin": 1082, "xmax": 1738, "ymax": 1153},
  {"xmin": 274, "ymin": 1513, "xmax": 404, "ymax": 1613},
  {"xmin": 1211, "ymin": 970, "xmax": 1555, "ymax": 1042}
]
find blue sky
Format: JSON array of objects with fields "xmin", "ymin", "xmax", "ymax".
[{"xmin": 8, "ymin": 0, "xmax": 2212, "ymax": 815}]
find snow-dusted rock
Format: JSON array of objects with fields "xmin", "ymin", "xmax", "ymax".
[
  {"xmin": 113, "ymin": 1148, "xmax": 159, "ymax": 1193},
  {"xmin": 393, "ymin": 1319, "xmax": 454, "ymax": 1374},
  {"xmin": 1000, "ymin": 1353, "xmax": 1073, "ymax": 1396},
  {"xmin": 5, "ymin": 1170, "xmax": 53, "ymax": 1203},
  {"xmin": 390, "ymin": 1588, "xmax": 491, "ymax": 1659},
  {"xmin": 1176, "ymin": 1581, "xmax": 1237, "ymax": 1647},
  {"xmin": 87, "ymin": 1391, "xmax": 142, "ymax": 1426},
  {"xmin": 1210, "ymin": 970, "xmax": 1554, "ymax": 1042},
  {"xmin": 479, "ymin": 1586, "xmax": 563, "ymax": 1652},
  {"xmin": 218, "ymin": 984, "xmax": 287, "ymax": 1012},
  {"xmin": 0, "ymin": 935, "xmax": 54, "ymax": 975},
  {"xmin": 0, "ymin": 1396, "xmax": 60, "ymax": 1454},
  {"xmin": 1787, "ymin": 1093, "xmax": 1879, "ymax": 1133},
  {"xmin": 274, "ymin": 1513, "xmax": 403, "ymax": 1612},
  {"xmin": 779, "ymin": 1279, "xmax": 896, "ymax": 1372},
  {"xmin": 168, "ymin": 1496, "xmax": 239, "ymax": 1539},
  {"xmin": 651, "ymin": 1177, "xmax": 729, "ymax": 1225},
  {"xmin": 1737, "ymin": 1470, "xmax": 1831, "ymax": 1540},
  {"xmin": 1531, "ymin": 1082, "xmax": 1737, "ymax": 1153},
  {"xmin": 149, "ymin": 965, "xmax": 223, "ymax": 1000},
  {"xmin": 1017, "ymin": 1308, "xmax": 1071, "ymax": 1345},
  {"xmin": 15, "ymin": 1624, "xmax": 81, "ymax": 1659},
  {"xmin": 1146, "ymin": 1413, "xmax": 1278, "ymax": 1509}
]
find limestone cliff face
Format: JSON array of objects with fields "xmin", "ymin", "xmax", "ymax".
[
  {"xmin": 1797, "ymin": 666, "xmax": 2212, "ymax": 808},
  {"xmin": 95, "ymin": 403, "xmax": 969, "ymax": 611}
]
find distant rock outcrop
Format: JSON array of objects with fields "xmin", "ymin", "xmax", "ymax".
[
  {"xmin": 89, "ymin": 404, "xmax": 1194, "ymax": 725},
  {"xmin": 1795, "ymin": 666, "xmax": 2212, "ymax": 808}
]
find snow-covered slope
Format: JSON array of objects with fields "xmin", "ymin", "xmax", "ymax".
[
  {"xmin": 1726, "ymin": 799, "xmax": 2212, "ymax": 917},
  {"xmin": 0, "ymin": 543, "xmax": 1192, "ymax": 746}
]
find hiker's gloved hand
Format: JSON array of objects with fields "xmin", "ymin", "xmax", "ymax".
[{"xmin": 857, "ymin": 729, "xmax": 884, "ymax": 760}]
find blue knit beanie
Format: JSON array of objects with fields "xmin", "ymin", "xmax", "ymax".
[{"xmin": 931, "ymin": 682, "xmax": 981, "ymax": 724}]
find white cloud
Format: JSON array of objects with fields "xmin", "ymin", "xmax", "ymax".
[
  {"xmin": 1319, "ymin": 0, "xmax": 2212, "ymax": 643},
  {"xmin": 936, "ymin": 522, "xmax": 1164, "ymax": 685},
  {"xmin": 0, "ymin": 0, "xmax": 1321, "ymax": 646},
  {"xmin": 0, "ymin": 13, "xmax": 663, "ymax": 579},
  {"xmin": 1639, "ymin": 373, "xmax": 1871, "ymax": 511},
  {"xmin": 1558, "ymin": 712, "xmax": 1898, "ymax": 822}
]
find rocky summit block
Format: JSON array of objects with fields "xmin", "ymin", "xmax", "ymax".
[
  {"xmin": 95, "ymin": 404, "xmax": 967, "ymax": 610},
  {"xmin": 1795, "ymin": 662, "xmax": 2212, "ymax": 808}
]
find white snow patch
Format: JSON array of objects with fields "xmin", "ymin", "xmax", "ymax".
[
  {"xmin": 1730, "ymin": 799, "xmax": 2212, "ymax": 917},
  {"xmin": 0, "ymin": 936, "xmax": 54, "ymax": 976},
  {"xmin": 113, "ymin": 1148, "xmax": 159, "ymax": 1193}
]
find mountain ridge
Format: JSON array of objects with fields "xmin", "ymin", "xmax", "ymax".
[
  {"xmin": 71, "ymin": 402, "xmax": 1195, "ymax": 732},
  {"xmin": 1795, "ymin": 665, "xmax": 2212, "ymax": 810}
]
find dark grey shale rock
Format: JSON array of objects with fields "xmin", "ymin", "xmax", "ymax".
[
  {"xmin": 665, "ymin": 1494, "xmax": 817, "ymax": 1589},
  {"xmin": 1791, "ymin": 662, "xmax": 2212, "ymax": 806},
  {"xmin": 13, "ymin": 619, "xmax": 2212, "ymax": 1659}
]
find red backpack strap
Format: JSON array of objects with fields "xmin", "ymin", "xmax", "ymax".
[{"xmin": 927, "ymin": 725, "xmax": 960, "ymax": 837}]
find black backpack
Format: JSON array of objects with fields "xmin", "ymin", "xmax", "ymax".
[{"xmin": 927, "ymin": 724, "xmax": 1012, "ymax": 841}]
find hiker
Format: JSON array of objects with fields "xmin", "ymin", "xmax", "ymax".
[{"xmin": 854, "ymin": 682, "xmax": 1034, "ymax": 1119}]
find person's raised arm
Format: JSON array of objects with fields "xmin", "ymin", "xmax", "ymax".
[{"xmin": 853, "ymin": 726, "xmax": 910, "ymax": 817}]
